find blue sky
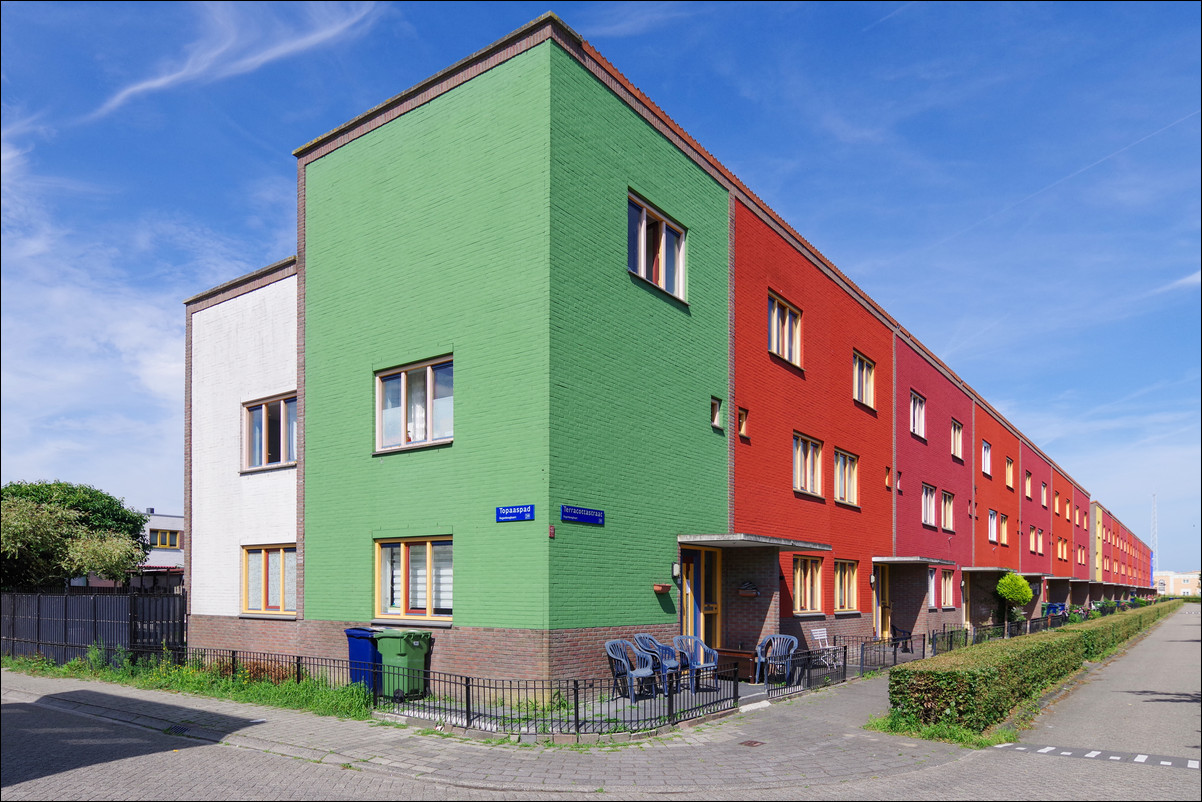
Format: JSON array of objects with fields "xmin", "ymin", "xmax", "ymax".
[{"xmin": 2, "ymin": 2, "xmax": 1198, "ymax": 570}]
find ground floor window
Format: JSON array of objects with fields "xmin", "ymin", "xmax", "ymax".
[
  {"xmin": 377, "ymin": 537, "xmax": 452, "ymax": 620},
  {"xmin": 942, "ymin": 570, "xmax": 954, "ymax": 607},
  {"xmin": 243, "ymin": 545, "xmax": 296, "ymax": 614},
  {"xmin": 834, "ymin": 560, "xmax": 857, "ymax": 611},
  {"xmin": 793, "ymin": 556, "xmax": 822, "ymax": 613}
]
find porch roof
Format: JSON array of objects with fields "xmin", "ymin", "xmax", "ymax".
[
  {"xmin": 1069, "ymin": 578, "xmax": 1091, "ymax": 583},
  {"xmin": 871, "ymin": 556, "xmax": 955, "ymax": 566},
  {"xmin": 677, "ymin": 533, "xmax": 832, "ymax": 551},
  {"xmin": 960, "ymin": 566, "xmax": 1014, "ymax": 573}
]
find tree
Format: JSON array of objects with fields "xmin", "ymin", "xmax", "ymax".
[
  {"xmin": 996, "ymin": 572, "xmax": 1033, "ymax": 625},
  {"xmin": 1, "ymin": 481, "xmax": 149, "ymax": 589}
]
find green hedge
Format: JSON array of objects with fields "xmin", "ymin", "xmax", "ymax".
[{"xmin": 889, "ymin": 599, "xmax": 1182, "ymax": 732}]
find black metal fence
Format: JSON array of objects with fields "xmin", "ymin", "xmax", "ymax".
[
  {"xmin": 764, "ymin": 646, "xmax": 848, "ymax": 698},
  {"xmin": 1, "ymin": 591, "xmax": 186, "ymax": 663},
  {"xmin": 929, "ymin": 613, "xmax": 1070, "ymax": 655}
]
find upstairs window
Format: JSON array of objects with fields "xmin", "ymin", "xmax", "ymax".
[
  {"xmin": 982, "ymin": 441, "xmax": 992, "ymax": 476},
  {"xmin": 1025, "ymin": 471, "xmax": 1032, "ymax": 499},
  {"xmin": 1000, "ymin": 513, "xmax": 1009, "ymax": 545},
  {"xmin": 988, "ymin": 510, "xmax": 998, "ymax": 543},
  {"xmin": 1006, "ymin": 457, "xmax": 1014, "ymax": 488},
  {"xmin": 768, "ymin": 294, "xmax": 802, "ymax": 366},
  {"xmin": 832, "ymin": 449, "xmax": 858, "ymax": 505},
  {"xmin": 377, "ymin": 357, "xmax": 454, "ymax": 451},
  {"xmin": 922, "ymin": 484, "xmax": 937, "ymax": 526},
  {"xmin": 628, "ymin": 195, "xmax": 685, "ymax": 299},
  {"xmin": 910, "ymin": 393, "xmax": 926, "ymax": 438},
  {"xmin": 950, "ymin": 420, "xmax": 963, "ymax": 459},
  {"xmin": 853, "ymin": 352, "xmax": 875, "ymax": 406},
  {"xmin": 150, "ymin": 529, "xmax": 180, "ymax": 549},
  {"xmin": 245, "ymin": 395, "xmax": 297, "ymax": 469},
  {"xmin": 941, "ymin": 491, "xmax": 955, "ymax": 531},
  {"xmin": 793, "ymin": 434, "xmax": 822, "ymax": 495}
]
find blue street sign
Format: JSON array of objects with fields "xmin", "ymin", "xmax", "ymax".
[
  {"xmin": 496, "ymin": 505, "xmax": 535, "ymax": 522},
  {"xmin": 560, "ymin": 505, "xmax": 604, "ymax": 525}
]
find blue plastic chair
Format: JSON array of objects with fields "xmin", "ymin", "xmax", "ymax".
[
  {"xmin": 634, "ymin": 633, "xmax": 681, "ymax": 693},
  {"xmin": 754, "ymin": 634, "xmax": 798, "ymax": 684},
  {"xmin": 605, "ymin": 639, "xmax": 657, "ymax": 703},
  {"xmin": 672, "ymin": 635, "xmax": 719, "ymax": 693}
]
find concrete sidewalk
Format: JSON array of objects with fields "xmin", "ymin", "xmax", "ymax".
[{"xmin": 0, "ymin": 662, "xmax": 963, "ymax": 793}]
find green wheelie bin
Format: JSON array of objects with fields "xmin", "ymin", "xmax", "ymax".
[{"xmin": 376, "ymin": 629, "xmax": 432, "ymax": 700}]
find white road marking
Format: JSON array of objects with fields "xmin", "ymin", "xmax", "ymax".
[
  {"xmin": 1134, "ymin": 755, "xmax": 1148, "ymax": 763},
  {"xmin": 1110, "ymin": 756, "xmax": 1122, "ymax": 760},
  {"xmin": 1188, "ymin": 760, "xmax": 1199, "ymax": 769},
  {"xmin": 1060, "ymin": 751, "xmax": 1073, "ymax": 756},
  {"xmin": 1160, "ymin": 761, "xmax": 1172, "ymax": 766},
  {"xmin": 1037, "ymin": 747, "xmax": 1056, "ymax": 753},
  {"xmin": 994, "ymin": 743, "xmax": 1013, "ymax": 748},
  {"xmin": 1085, "ymin": 751, "xmax": 1101, "ymax": 758}
]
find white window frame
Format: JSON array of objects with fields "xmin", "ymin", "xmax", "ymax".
[
  {"xmin": 244, "ymin": 394, "xmax": 297, "ymax": 470},
  {"xmin": 941, "ymin": 491, "xmax": 955, "ymax": 531},
  {"xmin": 793, "ymin": 434, "xmax": 822, "ymax": 496},
  {"xmin": 376, "ymin": 356, "xmax": 454, "ymax": 452},
  {"xmin": 1041, "ymin": 482, "xmax": 1048, "ymax": 507},
  {"xmin": 1000, "ymin": 513, "xmax": 1008, "ymax": 545},
  {"xmin": 710, "ymin": 397, "xmax": 723, "ymax": 429},
  {"xmin": 928, "ymin": 568, "xmax": 937, "ymax": 608},
  {"xmin": 982, "ymin": 441, "xmax": 992, "ymax": 476},
  {"xmin": 1006, "ymin": 457, "xmax": 1014, "ymax": 488},
  {"xmin": 628, "ymin": 194, "xmax": 686, "ymax": 300},
  {"xmin": 853, "ymin": 351, "xmax": 875, "ymax": 407},
  {"xmin": 988, "ymin": 509, "xmax": 998, "ymax": 543},
  {"xmin": 941, "ymin": 570, "xmax": 954, "ymax": 607},
  {"xmin": 922, "ymin": 484, "xmax": 937, "ymax": 526},
  {"xmin": 910, "ymin": 392, "xmax": 926, "ymax": 438},
  {"xmin": 768, "ymin": 294, "xmax": 802, "ymax": 367},
  {"xmin": 832, "ymin": 449, "xmax": 858, "ymax": 506}
]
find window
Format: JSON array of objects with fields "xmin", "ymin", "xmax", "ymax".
[
  {"xmin": 1006, "ymin": 457, "xmax": 1014, "ymax": 488},
  {"xmin": 793, "ymin": 557, "xmax": 822, "ymax": 613},
  {"xmin": 834, "ymin": 560, "xmax": 857, "ymax": 611},
  {"xmin": 1074, "ymin": 506, "xmax": 1080, "ymax": 527},
  {"xmin": 793, "ymin": 434, "xmax": 822, "ymax": 495},
  {"xmin": 922, "ymin": 484, "xmax": 937, "ymax": 526},
  {"xmin": 1054, "ymin": 492, "xmax": 1060, "ymax": 515},
  {"xmin": 1029, "ymin": 525, "xmax": 1037, "ymax": 553},
  {"xmin": 377, "ymin": 357, "xmax": 453, "ymax": 450},
  {"xmin": 853, "ymin": 352, "xmax": 874, "ymax": 406},
  {"xmin": 768, "ymin": 294, "xmax": 802, "ymax": 366},
  {"xmin": 832, "ymin": 449, "xmax": 858, "ymax": 505},
  {"xmin": 242, "ymin": 545, "xmax": 296, "ymax": 614},
  {"xmin": 150, "ymin": 529, "xmax": 180, "ymax": 548},
  {"xmin": 988, "ymin": 510, "xmax": 998, "ymax": 543},
  {"xmin": 910, "ymin": 393, "xmax": 926, "ymax": 438},
  {"xmin": 737, "ymin": 408, "xmax": 748, "ymax": 437},
  {"xmin": 1024, "ymin": 471, "xmax": 1032, "ymax": 499},
  {"xmin": 377, "ymin": 537, "xmax": 452, "ymax": 620},
  {"xmin": 245, "ymin": 395, "xmax": 297, "ymax": 468},
  {"xmin": 950, "ymin": 420, "xmax": 963, "ymax": 459},
  {"xmin": 1037, "ymin": 529, "xmax": 1044, "ymax": 555},
  {"xmin": 941, "ymin": 491, "xmax": 955, "ymax": 531},
  {"xmin": 1000, "ymin": 514, "xmax": 1009, "ymax": 545},
  {"xmin": 1041, "ymin": 482, "xmax": 1047, "ymax": 507},
  {"xmin": 982, "ymin": 441, "xmax": 992, "ymax": 476},
  {"xmin": 710, "ymin": 397, "xmax": 723, "ymax": 429},
  {"xmin": 928, "ymin": 568, "xmax": 937, "ymax": 608},
  {"xmin": 942, "ymin": 570, "xmax": 954, "ymax": 607},
  {"xmin": 628, "ymin": 195, "xmax": 685, "ymax": 298}
]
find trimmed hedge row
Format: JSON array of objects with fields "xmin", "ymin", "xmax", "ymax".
[{"xmin": 889, "ymin": 599, "xmax": 1182, "ymax": 732}]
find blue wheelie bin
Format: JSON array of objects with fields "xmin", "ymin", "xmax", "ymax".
[{"xmin": 345, "ymin": 627, "xmax": 383, "ymax": 694}]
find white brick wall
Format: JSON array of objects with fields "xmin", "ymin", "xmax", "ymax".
[{"xmin": 190, "ymin": 276, "xmax": 297, "ymax": 616}]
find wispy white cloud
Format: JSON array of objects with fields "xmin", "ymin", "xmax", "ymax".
[
  {"xmin": 85, "ymin": 1, "xmax": 379, "ymax": 121},
  {"xmin": 576, "ymin": 2, "xmax": 699, "ymax": 38},
  {"xmin": 1150, "ymin": 270, "xmax": 1201, "ymax": 294},
  {"xmin": 862, "ymin": 2, "xmax": 918, "ymax": 33}
]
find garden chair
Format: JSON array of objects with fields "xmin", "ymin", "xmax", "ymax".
[
  {"xmin": 633, "ymin": 633, "xmax": 681, "ymax": 694},
  {"xmin": 672, "ymin": 635, "xmax": 719, "ymax": 693},
  {"xmin": 753, "ymin": 634, "xmax": 798, "ymax": 684},
  {"xmin": 810, "ymin": 627, "xmax": 843, "ymax": 672},
  {"xmin": 605, "ymin": 639, "xmax": 657, "ymax": 704}
]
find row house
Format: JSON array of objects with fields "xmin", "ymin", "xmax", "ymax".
[{"xmin": 184, "ymin": 14, "xmax": 1153, "ymax": 681}]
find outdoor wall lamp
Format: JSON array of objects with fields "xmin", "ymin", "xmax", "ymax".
[
  {"xmin": 671, "ymin": 561, "xmax": 680, "ymax": 579},
  {"xmin": 868, "ymin": 573, "xmax": 876, "ymax": 587}
]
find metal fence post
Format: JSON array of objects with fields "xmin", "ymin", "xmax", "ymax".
[
  {"xmin": 573, "ymin": 680, "xmax": 580, "ymax": 735},
  {"xmin": 230, "ymin": 649, "xmax": 238, "ymax": 677},
  {"xmin": 667, "ymin": 672, "xmax": 676, "ymax": 724},
  {"xmin": 463, "ymin": 676, "xmax": 472, "ymax": 730},
  {"xmin": 295, "ymin": 655, "xmax": 303, "ymax": 683}
]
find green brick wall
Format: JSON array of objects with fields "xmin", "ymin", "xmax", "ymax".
[
  {"xmin": 546, "ymin": 46, "xmax": 730, "ymax": 629},
  {"xmin": 303, "ymin": 44, "xmax": 553, "ymax": 628},
  {"xmin": 302, "ymin": 40, "xmax": 730, "ymax": 632}
]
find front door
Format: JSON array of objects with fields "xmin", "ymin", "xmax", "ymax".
[
  {"xmin": 873, "ymin": 564, "xmax": 890, "ymax": 637},
  {"xmin": 680, "ymin": 547, "xmax": 722, "ymax": 647}
]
